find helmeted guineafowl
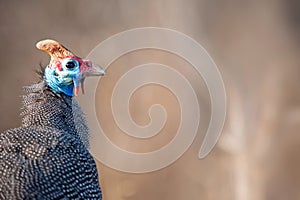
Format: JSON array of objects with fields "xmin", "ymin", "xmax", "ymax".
[{"xmin": 0, "ymin": 39, "xmax": 105, "ymax": 199}]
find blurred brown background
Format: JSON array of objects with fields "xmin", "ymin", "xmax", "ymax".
[{"xmin": 1, "ymin": 0, "xmax": 300, "ymax": 199}]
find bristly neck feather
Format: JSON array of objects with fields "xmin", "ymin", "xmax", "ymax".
[{"xmin": 21, "ymin": 81, "xmax": 89, "ymax": 148}]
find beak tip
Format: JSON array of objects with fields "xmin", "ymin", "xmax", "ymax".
[
  {"xmin": 83, "ymin": 61, "xmax": 106, "ymax": 76},
  {"xmin": 100, "ymin": 69, "xmax": 106, "ymax": 76}
]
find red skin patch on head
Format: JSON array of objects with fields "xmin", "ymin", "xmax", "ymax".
[{"xmin": 49, "ymin": 60, "xmax": 62, "ymax": 71}]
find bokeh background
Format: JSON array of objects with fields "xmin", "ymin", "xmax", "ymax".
[{"xmin": 1, "ymin": 0, "xmax": 300, "ymax": 199}]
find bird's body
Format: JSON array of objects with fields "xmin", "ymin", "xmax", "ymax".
[{"xmin": 0, "ymin": 40, "xmax": 104, "ymax": 199}]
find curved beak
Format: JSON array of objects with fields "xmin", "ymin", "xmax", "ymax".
[
  {"xmin": 74, "ymin": 60, "xmax": 105, "ymax": 96},
  {"xmin": 82, "ymin": 60, "xmax": 106, "ymax": 76}
]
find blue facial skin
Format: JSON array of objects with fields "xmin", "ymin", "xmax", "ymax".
[{"xmin": 45, "ymin": 58, "xmax": 80, "ymax": 96}]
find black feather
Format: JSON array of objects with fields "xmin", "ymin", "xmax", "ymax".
[
  {"xmin": 0, "ymin": 81, "xmax": 102, "ymax": 199},
  {"xmin": 34, "ymin": 63, "xmax": 46, "ymax": 81}
]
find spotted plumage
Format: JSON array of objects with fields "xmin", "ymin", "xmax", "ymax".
[{"xmin": 0, "ymin": 40, "xmax": 105, "ymax": 199}]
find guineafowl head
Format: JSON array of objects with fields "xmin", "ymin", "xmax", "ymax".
[{"xmin": 36, "ymin": 39, "xmax": 105, "ymax": 96}]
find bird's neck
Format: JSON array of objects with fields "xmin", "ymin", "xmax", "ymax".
[
  {"xmin": 45, "ymin": 67, "xmax": 75, "ymax": 96},
  {"xmin": 21, "ymin": 81, "xmax": 89, "ymax": 148}
]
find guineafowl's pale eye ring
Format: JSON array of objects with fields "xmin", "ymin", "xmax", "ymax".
[{"xmin": 61, "ymin": 58, "xmax": 79, "ymax": 70}]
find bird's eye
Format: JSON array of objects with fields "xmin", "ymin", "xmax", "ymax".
[{"xmin": 65, "ymin": 61, "xmax": 76, "ymax": 69}]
